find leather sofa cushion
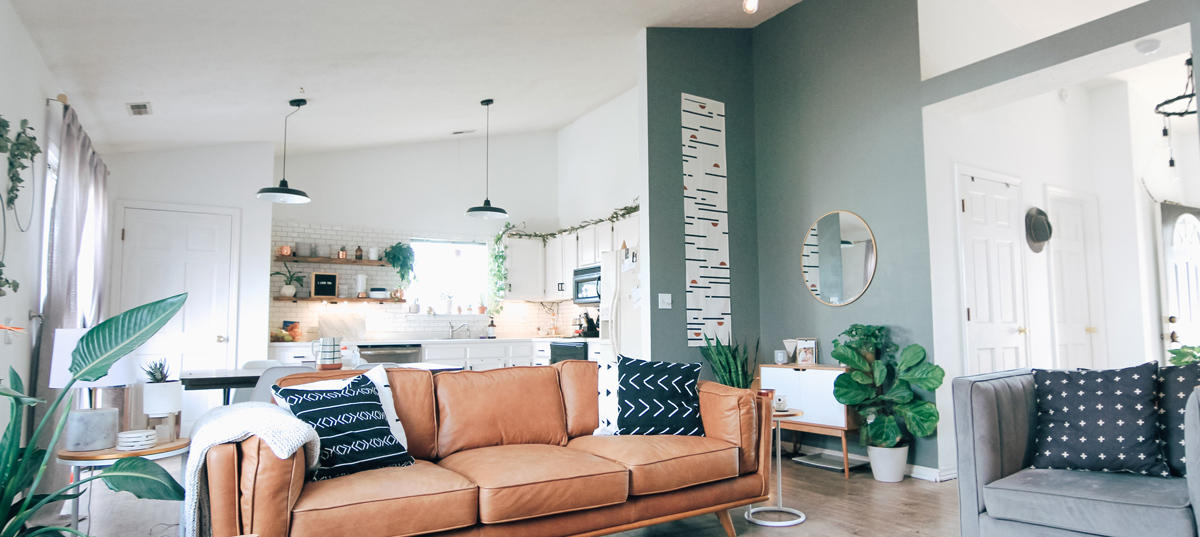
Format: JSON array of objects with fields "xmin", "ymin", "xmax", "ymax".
[
  {"xmin": 276, "ymin": 368, "xmax": 439, "ymax": 460},
  {"xmin": 435, "ymin": 367, "xmax": 569, "ymax": 457},
  {"xmin": 437, "ymin": 444, "xmax": 628, "ymax": 524},
  {"xmin": 567, "ymin": 435, "xmax": 739, "ymax": 495},
  {"xmin": 555, "ymin": 360, "xmax": 599, "ymax": 438},
  {"xmin": 291, "ymin": 460, "xmax": 478, "ymax": 537},
  {"xmin": 698, "ymin": 380, "xmax": 759, "ymax": 474},
  {"xmin": 983, "ymin": 468, "xmax": 1195, "ymax": 537}
]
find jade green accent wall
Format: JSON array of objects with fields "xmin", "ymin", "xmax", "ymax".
[
  {"xmin": 644, "ymin": 29, "xmax": 759, "ymax": 370},
  {"xmin": 752, "ymin": 0, "xmax": 939, "ymax": 467}
]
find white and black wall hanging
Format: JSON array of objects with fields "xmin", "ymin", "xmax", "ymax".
[{"xmin": 681, "ymin": 94, "xmax": 732, "ymax": 347}]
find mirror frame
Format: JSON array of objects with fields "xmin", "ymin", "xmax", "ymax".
[{"xmin": 801, "ymin": 210, "xmax": 878, "ymax": 307}]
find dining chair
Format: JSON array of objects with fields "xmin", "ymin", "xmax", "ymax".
[{"xmin": 249, "ymin": 366, "xmax": 316, "ymax": 403}]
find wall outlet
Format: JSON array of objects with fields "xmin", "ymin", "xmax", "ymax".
[{"xmin": 657, "ymin": 293, "xmax": 672, "ymax": 309}]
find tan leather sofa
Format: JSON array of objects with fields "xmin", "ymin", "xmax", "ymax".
[{"xmin": 204, "ymin": 361, "xmax": 772, "ymax": 537}]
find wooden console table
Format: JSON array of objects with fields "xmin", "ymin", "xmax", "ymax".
[{"xmin": 758, "ymin": 364, "xmax": 863, "ymax": 479}]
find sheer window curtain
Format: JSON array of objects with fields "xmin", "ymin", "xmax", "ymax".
[{"xmin": 30, "ymin": 105, "xmax": 109, "ymax": 502}]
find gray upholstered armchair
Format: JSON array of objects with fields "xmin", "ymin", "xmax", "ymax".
[{"xmin": 953, "ymin": 368, "xmax": 1198, "ymax": 537}]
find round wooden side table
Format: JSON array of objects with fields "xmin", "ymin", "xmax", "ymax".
[
  {"xmin": 56, "ymin": 438, "xmax": 190, "ymax": 535},
  {"xmin": 745, "ymin": 410, "xmax": 806, "ymax": 527}
]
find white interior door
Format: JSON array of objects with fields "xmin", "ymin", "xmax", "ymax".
[
  {"xmin": 1047, "ymin": 188, "xmax": 1107, "ymax": 369},
  {"xmin": 959, "ymin": 172, "xmax": 1029, "ymax": 375},
  {"xmin": 1162, "ymin": 203, "xmax": 1200, "ymax": 354},
  {"xmin": 117, "ymin": 206, "xmax": 236, "ymax": 428}
]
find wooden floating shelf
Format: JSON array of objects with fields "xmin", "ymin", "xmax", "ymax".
[
  {"xmin": 274, "ymin": 297, "xmax": 407, "ymax": 304},
  {"xmin": 274, "ymin": 255, "xmax": 389, "ymax": 267}
]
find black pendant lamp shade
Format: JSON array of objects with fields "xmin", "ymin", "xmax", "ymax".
[
  {"xmin": 257, "ymin": 99, "xmax": 312, "ymax": 204},
  {"xmin": 467, "ymin": 99, "xmax": 508, "ymax": 219}
]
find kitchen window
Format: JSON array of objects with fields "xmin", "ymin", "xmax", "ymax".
[{"xmin": 406, "ymin": 239, "xmax": 490, "ymax": 312}]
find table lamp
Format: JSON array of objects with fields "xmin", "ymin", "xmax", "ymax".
[{"xmin": 51, "ymin": 328, "xmax": 141, "ymax": 451}]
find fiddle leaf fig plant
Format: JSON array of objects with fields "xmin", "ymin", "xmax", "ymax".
[{"xmin": 830, "ymin": 324, "xmax": 944, "ymax": 448}]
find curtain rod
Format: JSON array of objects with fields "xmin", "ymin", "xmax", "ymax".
[{"xmin": 45, "ymin": 94, "xmax": 68, "ymax": 105}]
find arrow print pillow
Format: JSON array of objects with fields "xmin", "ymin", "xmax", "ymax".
[{"xmin": 602, "ymin": 355, "xmax": 705, "ymax": 436}]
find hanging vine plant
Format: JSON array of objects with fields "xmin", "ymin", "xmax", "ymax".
[{"xmin": 0, "ymin": 115, "xmax": 42, "ymax": 298}]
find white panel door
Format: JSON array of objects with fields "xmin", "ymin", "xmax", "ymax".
[
  {"xmin": 1047, "ymin": 190, "xmax": 1107, "ymax": 369},
  {"xmin": 504, "ymin": 238, "xmax": 544, "ymax": 301},
  {"xmin": 544, "ymin": 236, "xmax": 564, "ymax": 300},
  {"xmin": 118, "ymin": 207, "xmax": 235, "ymax": 426},
  {"xmin": 1162, "ymin": 203, "xmax": 1200, "ymax": 355},
  {"xmin": 959, "ymin": 174, "xmax": 1029, "ymax": 375}
]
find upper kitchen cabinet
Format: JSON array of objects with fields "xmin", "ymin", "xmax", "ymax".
[
  {"xmin": 544, "ymin": 235, "xmax": 565, "ymax": 299},
  {"xmin": 576, "ymin": 223, "xmax": 613, "ymax": 268},
  {"xmin": 613, "ymin": 213, "xmax": 640, "ymax": 250},
  {"xmin": 504, "ymin": 237, "xmax": 544, "ymax": 301}
]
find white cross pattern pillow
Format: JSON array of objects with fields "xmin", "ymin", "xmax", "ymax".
[
  {"xmin": 1031, "ymin": 362, "xmax": 1170, "ymax": 477},
  {"xmin": 1158, "ymin": 363, "xmax": 1199, "ymax": 477}
]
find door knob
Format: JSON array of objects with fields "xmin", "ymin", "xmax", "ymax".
[
  {"xmin": 216, "ymin": 335, "xmax": 227, "ymax": 343},
  {"xmin": 1017, "ymin": 327, "xmax": 1028, "ymax": 334},
  {"xmin": 1170, "ymin": 331, "xmax": 1180, "ymax": 343},
  {"xmin": 1169, "ymin": 316, "xmax": 1178, "ymax": 324},
  {"xmin": 1084, "ymin": 326, "xmax": 1098, "ymax": 334}
]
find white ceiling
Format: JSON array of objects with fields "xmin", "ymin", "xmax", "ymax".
[{"xmin": 11, "ymin": 0, "xmax": 801, "ymax": 155}]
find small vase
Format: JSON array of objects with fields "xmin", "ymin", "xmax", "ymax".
[
  {"xmin": 280, "ymin": 284, "xmax": 297, "ymax": 298},
  {"xmin": 867, "ymin": 445, "xmax": 909, "ymax": 483},
  {"xmin": 143, "ymin": 381, "xmax": 183, "ymax": 418},
  {"xmin": 477, "ymin": 305, "xmax": 487, "ymax": 315}
]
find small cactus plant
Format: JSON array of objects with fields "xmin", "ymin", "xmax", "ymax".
[{"xmin": 141, "ymin": 359, "xmax": 170, "ymax": 383}]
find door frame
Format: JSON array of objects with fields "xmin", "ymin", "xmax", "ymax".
[
  {"xmin": 1044, "ymin": 185, "xmax": 1108, "ymax": 370},
  {"xmin": 952, "ymin": 164, "xmax": 1030, "ymax": 375},
  {"xmin": 108, "ymin": 200, "xmax": 242, "ymax": 369}
]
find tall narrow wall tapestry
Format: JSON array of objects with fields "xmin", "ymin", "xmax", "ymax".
[{"xmin": 682, "ymin": 94, "xmax": 732, "ymax": 347}]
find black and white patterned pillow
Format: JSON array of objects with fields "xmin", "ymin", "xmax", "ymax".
[
  {"xmin": 612, "ymin": 356, "xmax": 704, "ymax": 436},
  {"xmin": 1031, "ymin": 362, "xmax": 1169, "ymax": 477},
  {"xmin": 1159, "ymin": 364, "xmax": 1199, "ymax": 476},
  {"xmin": 273, "ymin": 374, "xmax": 415, "ymax": 481}
]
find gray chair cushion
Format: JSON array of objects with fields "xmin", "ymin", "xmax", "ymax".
[
  {"xmin": 980, "ymin": 513, "xmax": 1105, "ymax": 537},
  {"xmin": 983, "ymin": 469, "xmax": 1194, "ymax": 537}
]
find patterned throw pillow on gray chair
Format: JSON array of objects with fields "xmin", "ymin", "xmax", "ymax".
[{"xmin": 1159, "ymin": 363, "xmax": 1200, "ymax": 476}]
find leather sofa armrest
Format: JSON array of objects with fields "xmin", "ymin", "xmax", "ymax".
[
  {"xmin": 238, "ymin": 436, "xmax": 307, "ymax": 537},
  {"xmin": 952, "ymin": 368, "xmax": 1037, "ymax": 537},
  {"xmin": 1186, "ymin": 388, "xmax": 1200, "ymax": 531},
  {"xmin": 206, "ymin": 443, "xmax": 243, "ymax": 537},
  {"xmin": 698, "ymin": 380, "xmax": 760, "ymax": 474}
]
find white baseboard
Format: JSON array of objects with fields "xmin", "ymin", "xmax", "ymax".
[{"xmin": 795, "ymin": 444, "xmax": 950, "ymax": 483}]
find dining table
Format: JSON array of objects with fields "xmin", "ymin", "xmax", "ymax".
[{"xmin": 180, "ymin": 369, "xmax": 261, "ymax": 405}]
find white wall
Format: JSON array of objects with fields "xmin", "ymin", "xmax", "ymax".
[
  {"xmin": 556, "ymin": 87, "xmax": 641, "ymax": 225},
  {"xmin": 0, "ymin": 0, "xmax": 61, "ymax": 425},
  {"xmin": 105, "ymin": 143, "xmax": 275, "ymax": 368},
  {"xmin": 273, "ymin": 132, "xmax": 559, "ymax": 236}
]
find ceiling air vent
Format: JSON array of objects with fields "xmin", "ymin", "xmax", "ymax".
[{"xmin": 126, "ymin": 102, "xmax": 152, "ymax": 116}]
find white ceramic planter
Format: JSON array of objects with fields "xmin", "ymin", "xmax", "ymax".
[
  {"xmin": 867, "ymin": 445, "xmax": 909, "ymax": 483},
  {"xmin": 143, "ymin": 381, "xmax": 183, "ymax": 418},
  {"xmin": 280, "ymin": 284, "xmax": 297, "ymax": 298}
]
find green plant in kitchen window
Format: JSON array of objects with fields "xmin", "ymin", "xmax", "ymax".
[
  {"xmin": 384, "ymin": 241, "xmax": 415, "ymax": 287},
  {"xmin": 1169, "ymin": 346, "xmax": 1200, "ymax": 366},
  {"xmin": 829, "ymin": 324, "xmax": 944, "ymax": 448},
  {"xmin": 270, "ymin": 262, "xmax": 305, "ymax": 287}
]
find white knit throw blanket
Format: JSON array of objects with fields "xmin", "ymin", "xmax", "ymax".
[{"xmin": 182, "ymin": 402, "xmax": 320, "ymax": 537}]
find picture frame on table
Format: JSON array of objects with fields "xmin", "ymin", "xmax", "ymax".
[{"xmin": 796, "ymin": 337, "xmax": 818, "ymax": 364}]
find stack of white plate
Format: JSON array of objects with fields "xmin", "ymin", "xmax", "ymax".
[{"xmin": 116, "ymin": 430, "xmax": 158, "ymax": 451}]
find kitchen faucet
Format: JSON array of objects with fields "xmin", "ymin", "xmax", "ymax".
[{"xmin": 449, "ymin": 322, "xmax": 470, "ymax": 339}]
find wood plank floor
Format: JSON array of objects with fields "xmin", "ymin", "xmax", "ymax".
[{"xmin": 69, "ymin": 454, "xmax": 961, "ymax": 537}]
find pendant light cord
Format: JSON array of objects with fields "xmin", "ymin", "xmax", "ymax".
[
  {"xmin": 282, "ymin": 104, "xmax": 302, "ymax": 180},
  {"xmin": 485, "ymin": 102, "xmax": 491, "ymax": 199}
]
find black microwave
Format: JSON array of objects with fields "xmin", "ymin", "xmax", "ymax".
[{"xmin": 573, "ymin": 266, "xmax": 601, "ymax": 304}]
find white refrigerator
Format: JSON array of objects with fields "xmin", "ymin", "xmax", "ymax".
[{"xmin": 599, "ymin": 247, "xmax": 642, "ymax": 360}]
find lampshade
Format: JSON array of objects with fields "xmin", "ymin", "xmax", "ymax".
[
  {"xmin": 49, "ymin": 328, "xmax": 142, "ymax": 389},
  {"xmin": 466, "ymin": 99, "xmax": 508, "ymax": 219},
  {"xmin": 257, "ymin": 179, "xmax": 310, "ymax": 204},
  {"xmin": 466, "ymin": 198, "xmax": 508, "ymax": 219}
]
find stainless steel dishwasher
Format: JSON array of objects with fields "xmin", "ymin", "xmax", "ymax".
[{"xmin": 356, "ymin": 344, "xmax": 423, "ymax": 364}]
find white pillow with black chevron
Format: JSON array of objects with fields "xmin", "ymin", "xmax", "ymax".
[
  {"xmin": 271, "ymin": 366, "xmax": 408, "ymax": 449},
  {"xmin": 272, "ymin": 374, "xmax": 415, "ymax": 481},
  {"xmin": 610, "ymin": 355, "xmax": 704, "ymax": 436}
]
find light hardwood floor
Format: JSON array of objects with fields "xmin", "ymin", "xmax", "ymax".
[{"xmin": 70, "ymin": 454, "xmax": 961, "ymax": 537}]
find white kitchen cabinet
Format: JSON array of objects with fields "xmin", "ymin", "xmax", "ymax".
[
  {"xmin": 544, "ymin": 236, "xmax": 565, "ymax": 300},
  {"xmin": 577, "ymin": 226, "xmax": 597, "ymax": 267},
  {"xmin": 759, "ymin": 365, "xmax": 856, "ymax": 428},
  {"xmin": 596, "ymin": 222, "xmax": 614, "ymax": 257},
  {"xmin": 505, "ymin": 237, "xmax": 544, "ymax": 301},
  {"xmin": 613, "ymin": 214, "xmax": 640, "ymax": 250},
  {"xmin": 561, "ymin": 231, "xmax": 578, "ymax": 274},
  {"xmin": 468, "ymin": 357, "xmax": 506, "ymax": 371}
]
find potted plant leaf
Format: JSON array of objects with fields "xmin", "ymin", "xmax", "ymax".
[
  {"xmin": 0, "ymin": 293, "xmax": 187, "ymax": 536},
  {"xmin": 1169, "ymin": 345, "xmax": 1199, "ymax": 365},
  {"xmin": 699, "ymin": 335, "xmax": 758, "ymax": 389},
  {"xmin": 271, "ymin": 262, "xmax": 304, "ymax": 298},
  {"xmin": 384, "ymin": 242, "xmax": 415, "ymax": 299},
  {"xmin": 829, "ymin": 324, "xmax": 944, "ymax": 482}
]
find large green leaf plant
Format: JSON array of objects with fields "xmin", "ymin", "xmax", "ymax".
[
  {"xmin": 699, "ymin": 335, "xmax": 758, "ymax": 389},
  {"xmin": 830, "ymin": 324, "xmax": 945, "ymax": 449},
  {"xmin": 0, "ymin": 293, "xmax": 188, "ymax": 537}
]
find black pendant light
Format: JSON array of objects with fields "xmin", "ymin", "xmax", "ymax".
[
  {"xmin": 466, "ymin": 99, "xmax": 508, "ymax": 219},
  {"xmin": 257, "ymin": 99, "xmax": 311, "ymax": 204}
]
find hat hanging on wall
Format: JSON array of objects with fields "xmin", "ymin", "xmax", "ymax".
[{"xmin": 1025, "ymin": 208, "xmax": 1053, "ymax": 253}]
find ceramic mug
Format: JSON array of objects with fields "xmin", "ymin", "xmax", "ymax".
[{"xmin": 367, "ymin": 247, "xmax": 380, "ymax": 261}]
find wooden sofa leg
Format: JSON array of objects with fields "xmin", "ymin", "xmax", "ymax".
[{"xmin": 715, "ymin": 510, "xmax": 737, "ymax": 537}]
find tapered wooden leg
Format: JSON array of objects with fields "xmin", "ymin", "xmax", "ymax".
[
  {"xmin": 716, "ymin": 509, "xmax": 737, "ymax": 537},
  {"xmin": 841, "ymin": 432, "xmax": 850, "ymax": 479}
]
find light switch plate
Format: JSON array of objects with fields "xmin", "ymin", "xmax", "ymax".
[{"xmin": 657, "ymin": 293, "xmax": 672, "ymax": 309}]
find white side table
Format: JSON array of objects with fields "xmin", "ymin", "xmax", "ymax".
[
  {"xmin": 745, "ymin": 411, "xmax": 806, "ymax": 527},
  {"xmin": 56, "ymin": 438, "xmax": 190, "ymax": 535}
]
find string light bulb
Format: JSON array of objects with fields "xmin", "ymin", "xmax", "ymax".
[{"xmin": 743, "ymin": 0, "xmax": 758, "ymax": 14}]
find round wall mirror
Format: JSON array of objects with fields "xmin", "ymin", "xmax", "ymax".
[{"xmin": 801, "ymin": 211, "xmax": 877, "ymax": 306}]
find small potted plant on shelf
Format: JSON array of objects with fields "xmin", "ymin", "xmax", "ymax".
[
  {"xmin": 830, "ymin": 324, "xmax": 944, "ymax": 482},
  {"xmin": 384, "ymin": 241, "xmax": 415, "ymax": 299},
  {"xmin": 271, "ymin": 262, "xmax": 305, "ymax": 298},
  {"xmin": 141, "ymin": 358, "xmax": 182, "ymax": 432}
]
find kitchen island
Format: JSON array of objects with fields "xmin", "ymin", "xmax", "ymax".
[{"xmin": 268, "ymin": 337, "xmax": 610, "ymax": 371}]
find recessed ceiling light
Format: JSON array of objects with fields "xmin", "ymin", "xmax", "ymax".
[
  {"xmin": 126, "ymin": 102, "xmax": 152, "ymax": 116},
  {"xmin": 1135, "ymin": 39, "xmax": 1162, "ymax": 55}
]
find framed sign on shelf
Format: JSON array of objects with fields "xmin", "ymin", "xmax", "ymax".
[{"xmin": 311, "ymin": 273, "xmax": 338, "ymax": 298}]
